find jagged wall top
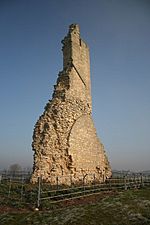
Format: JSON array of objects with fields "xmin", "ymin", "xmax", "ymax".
[
  {"xmin": 69, "ymin": 24, "xmax": 80, "ymax": 35},
  {"xmin": 61, "ymin": 24, "xmax": 92, "ymax": 108}
]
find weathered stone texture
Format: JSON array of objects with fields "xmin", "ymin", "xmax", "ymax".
[{"xmin": 31, "ymin": 24, "xmax": 111, "ymax": 184}]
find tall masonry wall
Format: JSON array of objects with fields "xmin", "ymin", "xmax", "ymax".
[
  {"xmin": 62, "ymin": 24, "xmax": 91, "ymax": 109},
  {"xmin": 31, "ymin": 24, "xmax": 111, "ymax": 184}
]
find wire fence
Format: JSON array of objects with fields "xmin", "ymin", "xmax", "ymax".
[
  {"xmin": 0, "ymin": 170, "xmax": 31, "ymax": 182},
  {"xmin": 36, "ymin": 174, "xmax": 150, "ymax": 207},
  {"xmin": 0, "ymin": 170, "xmax": 150, "ymax": 209}
]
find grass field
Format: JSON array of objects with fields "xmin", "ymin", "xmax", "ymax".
[{"xmin": 0, "ymin": 186, "xmax": 150, "ymax": 225}]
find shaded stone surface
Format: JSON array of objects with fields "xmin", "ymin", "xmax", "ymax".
[{"xmin": 31, "ymin": 24, "xmax": 111, "ymax": 184}]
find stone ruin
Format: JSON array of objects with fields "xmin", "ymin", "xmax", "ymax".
[{"xmin": 31, "ymin": 24, "xmax": 111, "ymax": 185}]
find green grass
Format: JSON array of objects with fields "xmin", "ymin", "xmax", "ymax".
[
  {"xmin": 0, "ymin": 187, "xmax": 150, "ymax": 225},
  {"xmin": 0, "ymin": 182, "xmax": 38, "ymax": 210}
]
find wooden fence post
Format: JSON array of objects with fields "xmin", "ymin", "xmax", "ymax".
[
  {"xmin": 93, "ymin": 174, "xmax": 96, "ymax": 186},
  {"xmin": 124, "ymin": 176, "xmax": 127, "ymax": 190},
  {"xmin": 140, "ymin": 174, "xmax": 144, "ymax": 187},
  {"xmin": 20, "ymin": 176, "xmax": 24, "ymax": 201},
  {"xmin": 37, "ymin": 176, "xmax": 41, "ymax": 208},
  {"xmin": 8, "ymin": 177, "xmax": 12, "ymax": 197},
  {"xmin": 56, "ymin": 176, "xmax": 59, "ymax": 189}
]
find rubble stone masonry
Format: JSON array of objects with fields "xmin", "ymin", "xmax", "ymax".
[{"xmin": 31, "ymin": 24, "xmax": 111, "ymax": 184}]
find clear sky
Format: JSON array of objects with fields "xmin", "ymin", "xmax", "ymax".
[{"xmin": 0, "ymin": 0, "xmax": 150, "ymax": 171}]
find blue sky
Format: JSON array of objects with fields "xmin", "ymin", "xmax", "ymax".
[{"xmin": 0, "ymin": 0, "xmax": 150, "ymax": 171}]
